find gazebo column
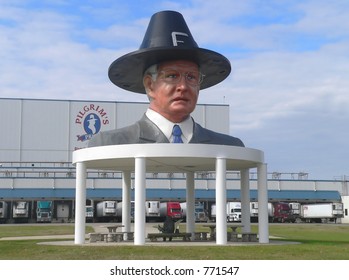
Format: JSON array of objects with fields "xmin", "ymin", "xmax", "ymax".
[
  {"xmin": 215, "ymin": 157, "xmax": 227, "ymax": 245},
  {"xmin": 240, "ymin": 169, "xmax": 251, "ymax": 233},
  {"xmin": 134, "ymin": 157, "xmax": 146, "ymax": 245},
  {"xmin": 186, "ymin": 171, "xmax": 195, "ymax": 240},
  {"xmin": 122, "ymin": 171, "xmax": 131, "ymax": 240},
  {"xmin": 257, "ymin": 163, "xmax": 269, "ymax": 243},
  {"xmin": 74, "ymin": 162, "xmax": 86, "ymax": 244}
]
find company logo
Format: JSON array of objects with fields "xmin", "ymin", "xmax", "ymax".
[{"xmin": 75, "ymin": 104, "xmax": 109, "ymax": 142}]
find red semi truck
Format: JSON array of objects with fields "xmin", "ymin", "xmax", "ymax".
[{"xmin": 159, "ymin": 201, "xmax": 182, "ymax": 220}]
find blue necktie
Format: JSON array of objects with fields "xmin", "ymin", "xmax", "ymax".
[{"xmin": 172, "ymin": 125, "xmax": 183, "ymax": 143}]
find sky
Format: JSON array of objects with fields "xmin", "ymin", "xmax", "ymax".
[{"xmin": 1, "ymin": 0, "xmax": 348, "ymax": 180}]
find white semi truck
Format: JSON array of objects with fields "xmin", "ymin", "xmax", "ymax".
[
  {"xmin": 12, "ymin": 201, "xmax": 30, "ymax": 222},
  {"xmin": 210, "ymin": 202, "xmax": 242, "ymax": 222},
  {"xmin": 226, "ymin": 202, "xmax": 242, "ymax": 222}
]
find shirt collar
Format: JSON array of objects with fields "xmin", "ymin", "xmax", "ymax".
[{"xmin": 146, "ymin": 109, "xmax": 193, "ymax": 143}]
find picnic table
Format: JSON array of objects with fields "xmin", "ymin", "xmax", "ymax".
[
  {"xmin": 227, "ymin": 224, "xmax": 244, "ymax": 233},
  {"xmin": 202, "ymin": 224, "xmax": 244, "ymax": 241},
  {"xmin": 106, "ymin": 225, "xmax": 124, "ymax": 233},
  {"xmin": 202, "ymin": 224, "xmax": 217, "ymax": 240}
]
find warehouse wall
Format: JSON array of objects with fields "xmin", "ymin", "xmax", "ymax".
[{"xmin": 0, "ymin": 98, "xmax": 230, "ymax": 163}]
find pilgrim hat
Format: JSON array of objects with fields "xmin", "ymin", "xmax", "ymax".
[{"xmin": 108, "ymin": 10, "xmax": 231, "ymax": 94}]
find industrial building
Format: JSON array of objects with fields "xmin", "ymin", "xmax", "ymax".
[{"xmin": 0, "ymin": 98, "xmax": 348, "ymax": 223}]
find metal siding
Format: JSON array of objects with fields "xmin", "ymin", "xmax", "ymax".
[
  {"xmin": 205, "ymin": 105, "xmax": 230, "ymax": 134},
  {"xmin": 21, "ymin": 100, "xmax": 69, "ymax": 161},
  {"xmin": 0, "ymin": 98, "xmax": 230, "ymax": 163},
  {"xmin": 0, "ymin": 99, "xmax": 21, "ymax": 161},
  {"xmin": 116, "ymin": 102, "xmax": 148, "ymax": 127}
]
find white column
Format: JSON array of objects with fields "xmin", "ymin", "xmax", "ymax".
[
  {"xmin": 134, "ymin": 157, "xmax": 146, "ymax": 245},
  {"xmin": 257, "ymin": 163, "xmax": 269, "ymax": 243},
  {"xmin": 240, "ymin": 169, "xmax": 251, "ymax": 233},
  {"xmin": 122, "ymin": 171, "xmax": 131, "ymax": 240},
  {"xmin": 215, "ymin": 157, "xmax": 227, "ymax": 245},
  {"xmin": 186, "ymin": 171, "xmax": 195, "ymax": 240},
  {"xmin": 74, "ymin": 162, "xmax": 86, "ymax": 244}
]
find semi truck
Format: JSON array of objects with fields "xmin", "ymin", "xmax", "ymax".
[
  {"xmin": 226, "ymin": 202, "xmax": 242, "ymax": 222},
  {"xmin": 288, "ymin": 202, "xmax": 301, "ymax": 217},
  {"xmin": 268, "ymin": 202, "xmax": 295, "ymax": 223},
  {"xmin": 250, "ymin": 202, "xmax": 294, "ymax": 223},
  {"xmin": 300, "ymin": 202, "xmax": 344, "ymax": 223},
  {"xmin": 0, "ymin": 201, "xmax": 9, "ymax": 223},
  {"xmin": 36, "ymin": 200, "xmax": 52, "ymax": 223},
  {"xmin": 85, "ymin": 205, "xmax": 94, "ymax": 222},
  {"xmin": 180, "ymin": 202, "xmax": 209, "ymax": 222},
  {"xmin": 159, "ymin": 201, "xmax": 182, "ymax": 220},
  {"xmin": 12, "ymin": 201, "xmax": 30, "ymax": 222},
  {"xmin": 250, "ymin": 202, "xmax": 259, "ymax": 222},
  {"xmin": 210, "ymin": 202, "xmax": 242, "ymax": 222},
  {"xmin": 96, "ymin": 200, "xmax": 118, "ymax": 222}
]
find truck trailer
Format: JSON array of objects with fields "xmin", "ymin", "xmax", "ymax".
[
  {"xmin": 96, "ymin": 200, "xmax": 118, "ymax": 222},
  {"xmin": 146, "ymin": 201, "xmax": 161, "ymax": 221},
  {"xmin": 300, "ymin": 202, "xmax": 344, "ymax": 223}
]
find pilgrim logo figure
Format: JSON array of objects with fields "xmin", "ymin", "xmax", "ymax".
[{"xmin": 84, "ymin": 113, "xmax": 101, "ymax": 135}]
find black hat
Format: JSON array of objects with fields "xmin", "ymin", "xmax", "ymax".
[{"xmin": 108, "ymin": 10, "xmax": 231, "ymax": 94}]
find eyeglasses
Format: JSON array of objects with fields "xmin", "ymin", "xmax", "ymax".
[{"xmin": 158, "ymin": 69, "xmax": 205, "ymax": 87}]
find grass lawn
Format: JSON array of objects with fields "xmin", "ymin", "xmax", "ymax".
[{"xmin": 0, "ymin": 223, "xmax": 349, "ymax": 260}]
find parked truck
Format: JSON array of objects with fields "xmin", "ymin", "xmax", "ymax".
[
  {"xmin": 250, "ymin": 201, "xmax": 294, "ymax": 223},
  {"xmin": 250, "ymin": 202, "xmax": 259, "ymax": 222},
  {"xmin": 268, "ymin": 202, "xmax": 295, "ymax": 223},
  {"xmin": 288, "ymin": 202, "xmax": 301, "ymax": 216},
  {"xmin": 12, "ymin": 201, "xmax": 30, "ymax": 222},
  {"xmin": 0, "ymin": 201, "xmax": 9, "ymax": 223},
  {"xmin": 96, "ymin": 200, "xmax": 118, "ymax": 222},
  {"xmin": 55, "ymin": 201, "xmax": 72, "ymax": 223},
  {"xmin": 226, "ymin": 202, "xmax": 242, "ymax": 222},
  {"xmin": 180, "ymin": 202, "xmax": 209, "ymax": 222},
  {"xmin": 159, "ymin": 201, "xmax": 182, "ymax": 220},
  {"xmin": 146, "ymin": 201, "xmax": 161, "ymax": 221},
  {"xmin": 85, "ymin": 205, "xmax": 94, "ymax": 222},
  {"xmin": 300, "ymin": 202, "xmax": 344, "ymax": 223},
  {"xmin": 36, "ymin": 200, "xmax": 52, "ymax": 223}
]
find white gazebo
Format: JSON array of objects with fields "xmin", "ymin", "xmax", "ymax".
[{"xmin": 73, "ymin": 144, "xmax": 269, "ymax": 245}]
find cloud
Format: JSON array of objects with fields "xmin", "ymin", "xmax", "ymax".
[{"xmin": 0, "ymin": 0, "xmax": 348, "ymax": 179}]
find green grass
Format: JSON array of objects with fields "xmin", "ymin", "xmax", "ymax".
[{"xmin": 0, "ymin": 224, "xmax": 349, "ymax": 260}]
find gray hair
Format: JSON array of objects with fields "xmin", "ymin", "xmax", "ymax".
[{"xmin": 143, "ymin": 64, "xmax": 158, "ymax": 98}]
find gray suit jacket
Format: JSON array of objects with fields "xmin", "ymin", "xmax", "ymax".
[{"xmin": 88, "ymin": 114, "xmax": 244, "ymax": 147}]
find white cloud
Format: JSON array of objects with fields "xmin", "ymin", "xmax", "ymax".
[{"xmin": 0, "ymin": 0, "xmax": 348, "ymax": 178}]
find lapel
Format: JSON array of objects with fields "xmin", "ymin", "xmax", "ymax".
[
  {"xmin": 138, "ymin": 114, "xmax": 169, "ymax": 143},
  {"xmin": 189, "ymin": 122, "xmax": 211, "ymax": 143}
]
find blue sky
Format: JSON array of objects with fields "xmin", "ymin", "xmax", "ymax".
[{"xmin": 1, "ymin": 0, "xmax": 349, "ymax": 180}]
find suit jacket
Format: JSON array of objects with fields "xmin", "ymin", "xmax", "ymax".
[{"xmin": 88, "ymin": 114, "xmax": 244, "ymax": 147}]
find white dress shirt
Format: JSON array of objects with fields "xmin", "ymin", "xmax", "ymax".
[{"xmin": 145, "ymin": 109, "xmax": 193, "ymax": 143}]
